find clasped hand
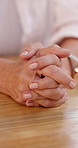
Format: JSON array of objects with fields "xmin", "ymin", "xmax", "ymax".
[{"xmin": 18, "ymin": 42, "xmax": 76, "ymax": 107}]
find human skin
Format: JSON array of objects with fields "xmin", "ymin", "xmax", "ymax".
[
  {"xmin": 20, "ymin": 41, "xmax": 77, "ymax": 107},
  {"xmin": 0, "ymin": 58, "xmax": 36, "ymax": 105},
  {"xmin": 0, "ymin": 44, "xmax": 75, "ymax": 108},
  {"xmin": 59, "ymin": 38, "xmax": 78, "ymax": 75},
  {"xmin": 0, "ymin": 56, "xmax": 67, "ymax": 107}
]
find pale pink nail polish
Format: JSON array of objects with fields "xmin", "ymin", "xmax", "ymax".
[
  {"xmin": 69, "ymin": 81, "xmax": 76, "ymax": 89},
  {"xmin": 62, "ymin": 92, "xmax": 69, "ymax": 103},
  {"xmin": 23, "ymin": 93, "xmax": 32, "ymax": 99},
  {"xmin": 29, "ymin": 63, "xmax": 38, "ymax": 69},
  {"xmin": 20, "ymin": 51, "xmax": 29, "ymax": 56},
  {"xmin": 26, "ymin": 101, "xmax": 34, "ymax": 107},
  {"xmin": 29, "ymin": 83, "xmax": 38, "ymax": 89}
]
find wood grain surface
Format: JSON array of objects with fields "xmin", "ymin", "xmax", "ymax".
[{"xmin": 0, "ymin": 57, "xmax": 78, "ymax": 148}]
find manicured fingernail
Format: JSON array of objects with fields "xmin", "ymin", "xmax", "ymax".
[
  {"xmin": 26, "ymin": 101, "xmax": 34, "ymax": 107},
  {"xmin": 23, "ymin": 93, "xmax": 32, "ymax": 99},
  {"xmin": 63, "ymin": 95, "xmax": 69, "ymax": 101},
  {"xmin": 62, "ymin": 93, "xmax": 69, "ymax": 103},
  {"xmin": 69, "ymin": 81, "xmax": 76, "ymax": 89},
  {"xmin": 20, "ymin": 51, "xmax": 29, "ymax": 56},
  {"xmin": 29, "ymin": 83, "xmax": 38, "ymax": 89},
  {"xmin": 29, "ymin": 63, "xmax": 38, "ymax": 69}
]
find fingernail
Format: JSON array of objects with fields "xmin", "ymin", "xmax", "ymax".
[
  {"xmin": 23, "ymin": 93, "xmax": 32, "ymax": 99},
  {"xmin": 63, "ymin": 95, "xmax": 69, "ymax": 101},
  {"xmin": 20, "ymin": 51, "xmax": 29, "ymax": 56},
  {"xmin": 29, "ymin": 83, "xmax": 38, "ymax": 89},
  {"xmin": 29, "ymin": 63, "xmax": 38, "ymax": 69},
  {"xmin": 26, "ymin": 101, "xmax": 34, "ymax": 107},
  {"xmin": 62, "ymin": 94, "xmax": 69, "ymax": 103},
  {"xmin": 69, "ymin": 81, "xmax": 76, "ymax": 89}
]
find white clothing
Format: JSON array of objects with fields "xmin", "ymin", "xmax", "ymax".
[{"xmin": 0, "ymin": 0, "xmax": 78, "ymax": 55}]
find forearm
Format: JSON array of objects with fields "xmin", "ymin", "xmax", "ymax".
[{"xmin": 59, "ymin": 38, "xmax": 78, "ymax": 76}]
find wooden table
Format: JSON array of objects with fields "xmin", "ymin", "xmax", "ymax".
[{"xmin": 0, "ymin": 57, "xmax": 78, "ymax": 148}]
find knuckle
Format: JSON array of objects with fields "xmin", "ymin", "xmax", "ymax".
[
  {"xmin": 58, "ymin": 92, "xmax": 64, "ymax": 100},
  {"xmin": 39, "ymin": 79, "xmax": 50, "ymax": 89},
  {"xmin": 51, "ymin": 100, "xmax": 63, "ymax": 108},
  {"xmin": 45, "ymin": 80, "xmax": 51, "ymax": 88},
  {"xmin": 56, "ymin": 88, "xmax": 65, "ymax": 100},
  {"xmin": 47, "ymin": 54, "xmax": 61, "ymax": 66},
  {"xmin": 47, "ymin": 54, "xmax": 54, "ymax": 61},
  {"xmin": 51, "ymin": 54, "xmax": 59, "ymax": 62},
  {"xmin": 43, "ymin": 100, "xmax": 50, "ymax": 108},
  {"xmin": 31, "ymin": 92, "xmax": 38, "ymax": 100},
  {"xmin": 49, "ymin": 65, "xmax": 58, "ymax": 75},
  {"xmin": 48, "ymin": 53, "xmax": 53, "ymax": 58},
  {"xmin": 62, "ymin": 74, "xmax": 72, "ymax": 86},
  {"xmin": 49, "ymin": 54, "xmax": 56, "ymax": 60},
  {"xmin": 46, "ymin": 91, "xmax": 53, "ymax": 99},
  {"xmin": 54, "ymin": 98, "xmax": 65, "ymax": 107},
  {"xmin": 53, "ymin": 54, "xmax": 59, "ymax": 61}
]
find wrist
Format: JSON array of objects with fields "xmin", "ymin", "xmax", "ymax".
[{"xmin": 59, "ymin": 38, "xmax": 78, "ymax": 77}]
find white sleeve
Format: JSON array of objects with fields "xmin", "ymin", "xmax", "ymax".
[{"xmin": 49, "ymin": 0, "xmax": 78, "ymax": 45}]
